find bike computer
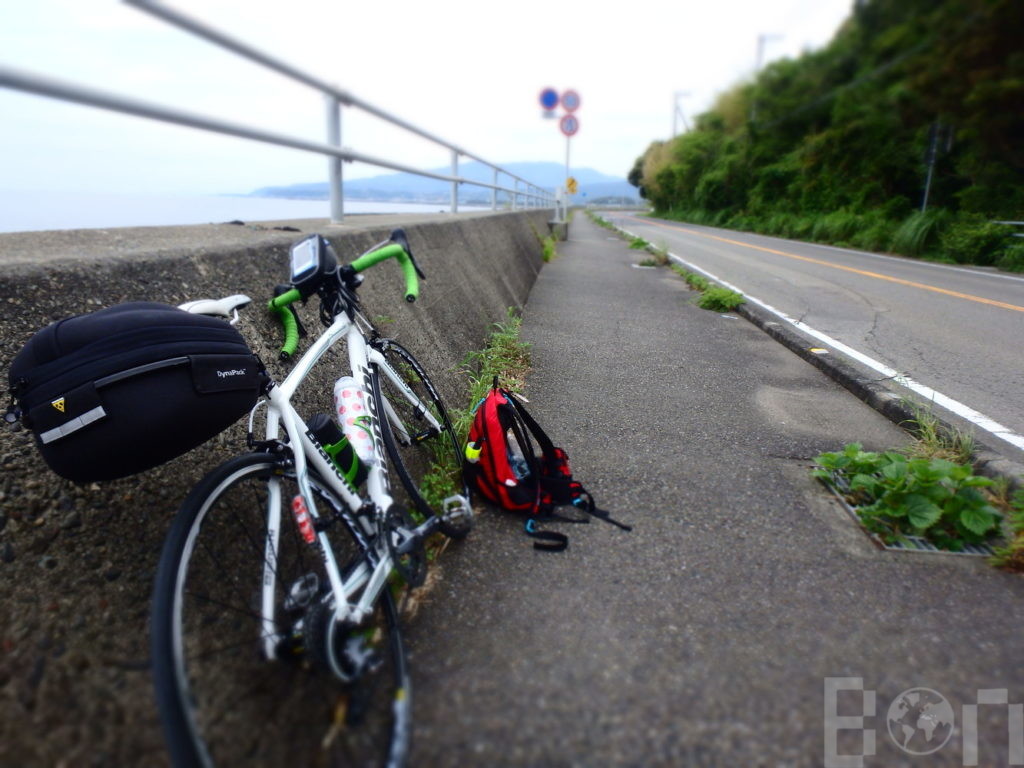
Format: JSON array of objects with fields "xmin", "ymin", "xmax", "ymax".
[{"xmin": 289, "ymin": 235, "xmax": 339, "ymax": 297}]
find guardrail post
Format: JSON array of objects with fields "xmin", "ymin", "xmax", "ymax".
[
  {"xmin": 492, "ymin": 168, "xmax": 498, "ymax": 211},
  {"xmin": 326, "ymin": 94, "xmax": 343, "ymax": 223},
  {"xmin": 450, "ymin": 150, "xmax": 459, "ymax": 214},
  {"xmin": 512, "ymin": 180, "xmax": 518, "ymax": 211}
]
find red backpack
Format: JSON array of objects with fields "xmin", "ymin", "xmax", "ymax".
[{"xmin": 463, "ymin": 381, "xmax": 631, "ymax": 551}]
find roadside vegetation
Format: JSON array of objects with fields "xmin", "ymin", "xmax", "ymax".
[
  {"xmin": 406, "ymin": 309, "xmax": 532, "ymax": 604},
  {"xmin": 542, "ymin": 235, "xmax": 558, "ymax": 263},
  {"xmin": 812, "ymin": 408, "xmax": 1023, "ymax": 564},
  {"xmin": 420, "ymin": 309, "xmax": 531, "ymax": 514},
  {"xmin": 629, "ymin": 0, "xmax": 1024, "ymax": 271},
  {"xmin": 697, "ymin": 286, "xmax": 745, "ymax": 312},
  {"xmin": 593, "ymin": 212, "xmax": 746, "ymax": 312}
]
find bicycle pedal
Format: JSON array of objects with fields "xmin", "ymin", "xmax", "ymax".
[{"xmin": 442, "ymin": 495, "xmax": 472, "ymax": 522}]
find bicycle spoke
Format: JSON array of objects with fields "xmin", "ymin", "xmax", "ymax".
[{"xmin": 152, "ymin": 455, "xmax": 409, "ymax": 768}]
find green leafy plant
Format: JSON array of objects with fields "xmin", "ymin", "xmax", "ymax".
[
  {"xmin": 996, "ymin": 243, "xmax": 1024, "ymax": 273},
  {"xmin": 670, "ymin": 264, "xmax": 710, "ymax": 291},
  {"xmin": 542, "ymin": 235, "xmax": 557, "ymax": 263},
  {"xmin": 685, "ymin": 273, "xmax": 710, "ymax": 291},
  {"xmin": 629, "ymin": 236, "xmax": 648, "ymax": 250},
  {"xmin": 812, "ymin": 443, "xmax": 1002, "ymax": 551},
  {"xmin": 990, "ymin": 489, "xmax": 1024, "ymax": 571},
  {"xmin": 697, "ymin": 286, "xmax": 745, "ymax": 311},
  {"xmin": 939, "ymin": 216, "xmax": 1011, "ymax": 266}
]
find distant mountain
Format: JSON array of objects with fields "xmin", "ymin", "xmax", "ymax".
[{"xmin": 250, "ymin": 161, "xmax": 639, "ymax": 205}]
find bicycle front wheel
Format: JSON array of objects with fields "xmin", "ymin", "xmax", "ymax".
[
  {"xmin": 150, "ymin": 453, "xmax": 411, "ymax": 768},
  {"xmin": 372, "ymin": 340, "xmax": 472, "ymax": 538}
]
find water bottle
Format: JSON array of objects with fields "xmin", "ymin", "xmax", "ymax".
[
  {"xmin": 506, "ymin": 429, "xmax": 531, "ymax": 481},
  {"xmin": 333, "ymin": 376, "xmax": 375, "ymax": 465},
  {"xmin": 306, "ymin": 413, "xmax": 367, "ymax": 488}
]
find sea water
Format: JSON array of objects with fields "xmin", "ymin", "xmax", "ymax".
[{"xmin": 0, "ymin": 189, "xmax": 486, "ymax": 233}]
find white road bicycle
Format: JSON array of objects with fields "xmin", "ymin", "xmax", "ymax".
[{"xmin": 150, "ymin": 229, "xmax": 472, "ymax": 768}]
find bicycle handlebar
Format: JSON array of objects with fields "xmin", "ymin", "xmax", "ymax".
[
  {"xmin": 268, "ymin": 236, "xmax": 421, "ymax": 360},
  {"xmin": 350, "ymin": 243, "xmax": 420, "ymax": 303}
]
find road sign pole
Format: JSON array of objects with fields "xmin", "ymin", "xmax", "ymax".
[{"xmin": 565, "ymin": 135, "xmax": 570, "ymax": 198}]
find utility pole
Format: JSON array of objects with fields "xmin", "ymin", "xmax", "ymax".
[
  {"xmin": 673, "ymin": 90, "xmax": 691, "ymax": 136},
  {"xmin": 921, "ymin": 121, "xmax": 953, "ymax": 213},
  {"xmin": 750, "ymin": 33, "xmax": 783, "ymax": 123}
]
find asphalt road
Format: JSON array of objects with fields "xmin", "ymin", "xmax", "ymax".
[
  {"xmin": 601, "ymin": 213, "xmax": 1024, "ymax": 464},
  {"xmin": 406, "ymin": 214, "xmax": 1024, "ymax": 767}
]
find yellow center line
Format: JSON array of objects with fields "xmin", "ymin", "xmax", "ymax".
[{"xmin": 631, "ymin": 216, "xmax": 1024, "ymax": 314}]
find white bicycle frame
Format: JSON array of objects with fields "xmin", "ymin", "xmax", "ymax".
[{"xmin": 256, "ymin": 308, "xmax": 444, "ymax": 659}]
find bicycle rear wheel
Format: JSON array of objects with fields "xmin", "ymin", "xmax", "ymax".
[
  {"xmin": 151, "ymin": 453, "xmax": 410, "ymax": 768},
  {"xmin": 371, "ymin": 340, "xmax": 472, "ymax": 538}
]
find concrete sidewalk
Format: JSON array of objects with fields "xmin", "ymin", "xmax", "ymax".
[{"xmin": 408, "ymin": 214, "xmax": 1024, "ymax": 767}]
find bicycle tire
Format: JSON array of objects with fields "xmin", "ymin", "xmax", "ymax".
[
  {"xmin": 371, "ymin": 340, "xmax": 472, "ymax": 539},
  {"xmin": 150, "ymin": 453, "xmax": 411, "ymax": 768}
]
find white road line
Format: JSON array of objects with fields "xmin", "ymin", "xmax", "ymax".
[
  {"xmin": 610, "ymin": 219, "xmax": 1024, "ymax": 452},
  {"xmin": 668, "ymin": 249, "xmax": 1024, "ymax": 452}
]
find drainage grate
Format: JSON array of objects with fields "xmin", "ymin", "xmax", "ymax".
[
  {"xmin": 818, "ymin": 474, "xmax": 998, "ymax": 557},
  {"xmin": 882, "ymin": 535, "xmax": 995, "ymax": 556}
]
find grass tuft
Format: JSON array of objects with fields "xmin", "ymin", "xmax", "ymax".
[
  {"xmin": 542, "ymin": 236, "xmax": 557, "ymax": 263},
  {"xmin": 697, "ymin": 286, "xmax": 745, "ymax": 311}
]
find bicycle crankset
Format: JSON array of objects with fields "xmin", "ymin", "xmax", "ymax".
[
  {"xmin": 306, "ymin": 595, "xmax": 383, "ymax": 684},
  {"xmin": 381, "ymin": 503, "xmax": 425, "ymax": 587}
]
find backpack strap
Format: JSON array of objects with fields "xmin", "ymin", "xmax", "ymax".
[
  {"xmin": 503, "ymin": 389, "xmax": 632, "ymax": 532},
  {"xmin": 502, "ymin": 389, "xmax": 558, "ymax": 459},
  {"xmin": 571, "ymin": 489, "xmax": 633, "ymax": 532},
  {"xmin": 524, "ymin": 518, "xmax": 568, "ymax": 552}
]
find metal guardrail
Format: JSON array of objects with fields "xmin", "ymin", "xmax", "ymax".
[
  {"xmin": 0, "ymin": 0, "xmax": 557, "ymax": 222},
  {"xmin": 993, "ymin": 221, "xmax": 1024, "ymax": 238}
]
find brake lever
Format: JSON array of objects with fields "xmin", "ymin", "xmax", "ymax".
[{"xmin": 389, "ymin": 228, "xmax": 426, "ymax": 280}]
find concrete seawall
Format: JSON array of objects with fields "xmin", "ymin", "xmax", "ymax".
[{"xmin": 0, "ymin": 210, "xmax": 550, "ymax": 765}]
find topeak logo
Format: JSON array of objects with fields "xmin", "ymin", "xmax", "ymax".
[{"xmin": 217, "ymin": 368, "xmax": 247, "ymax": 378}]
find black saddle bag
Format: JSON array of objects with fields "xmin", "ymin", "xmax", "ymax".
[{"xmin": 8, "ymin": 302, "xmax": 265, "ymax": 483}]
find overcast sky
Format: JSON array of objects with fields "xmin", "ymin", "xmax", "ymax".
[{"xmin": 0, "ymin": 0, "xmax": 853, "ymax": 196}]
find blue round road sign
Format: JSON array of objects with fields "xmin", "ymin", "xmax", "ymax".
[
  {"xmin": 560, "ymin": 114, "xmax": 579, "ymax": 137},
  {"xmin": 562, "ymin": 89, "xmax": 581, "ymax": 112},
  {"xmin": 539, "ymin": 87, "xmax": 559, "ymax": 111}
]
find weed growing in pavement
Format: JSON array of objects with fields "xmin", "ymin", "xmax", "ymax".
[
  {"xmin": 644, "ymin": 242, "xmax": 670, "ymax": 266},
  {"xmin": 697, "ymin": 286, "xmax": 745, "ymax": 312},
  {"xmin": 416, "ymin": 308, "xmax": 530, "ymax": 531},
  {"xmin": 542, "ymin": 235, "xmax": 558, "ymax": 263},
  {"xmin": 899, "ymin": 404, "xmax": 975, "ymax": 465},
  {"xmin": 629, "ymin": 236, "xmax": 648, "ymax": 250},
  {"xmin": 812, "ymin": 443, "xmax": 1002, "ymax": 552},
  {"xmin": 586, "ymin": 210, "xmax": 615, "ymax": 230},
  {"xmin": 671, "ymin": 264, "xmax": 710, "ymax": 291},
  {"xmin": 991, "ymin": 488, "xmax": 1024, "ymax": 571}
]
